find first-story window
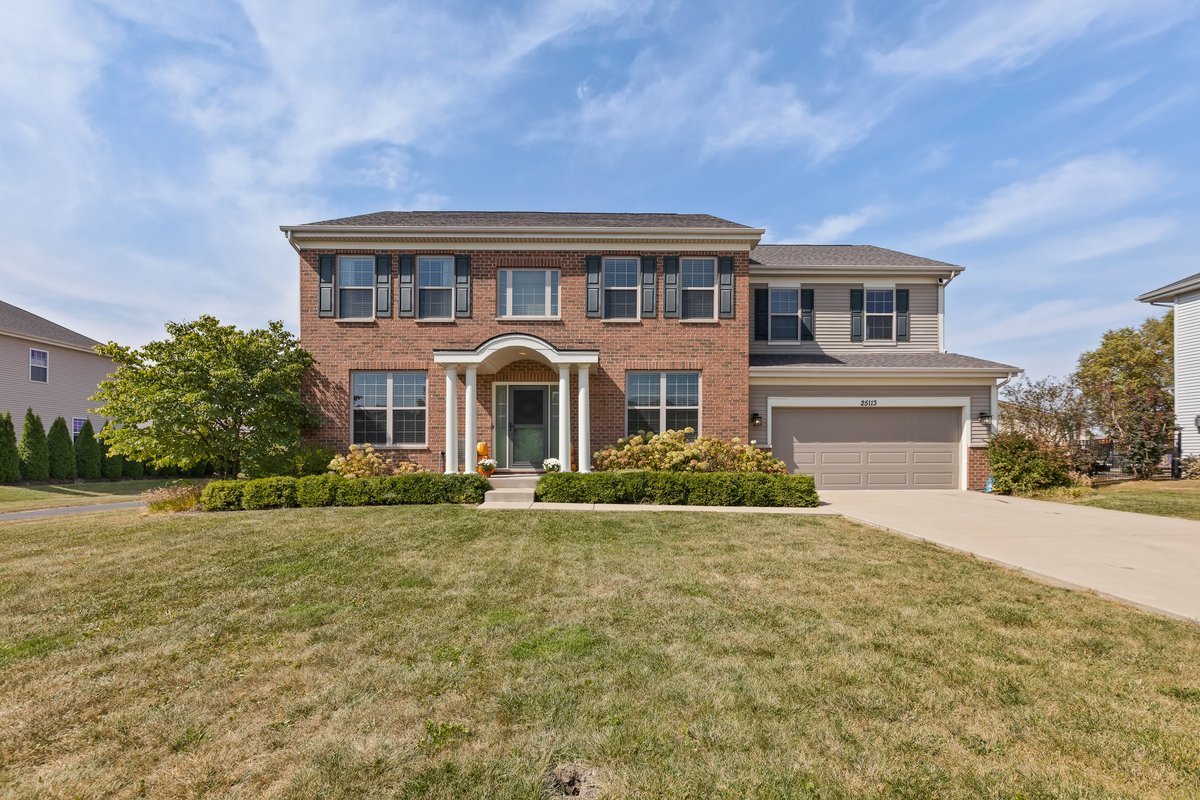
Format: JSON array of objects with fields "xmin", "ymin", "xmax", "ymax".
[
  {"xmin": 337, "ymin": 256, "xmax": 374, "ymax": 319},
  {"xmin": 603, "ymin": 257, "xmax": 639, "ymax": 319},
  {"xmin": 29, "ymin": 348, "xmax": 48, "ymax": 383},
  {"xmin": 769, "ymin": 288, "xmax": 799, "ymax": 340},
  {"xmin": 865, "ymin": 288, "xmax": 895, "ymax": 341},
  {"xmin": 626, "ymin": 371, "xmax": 700, "ymax": 438},
  {"xmin": 680, "ymin": 257, "xmax": 716, "ymax": 320},
  {"xmin": 72, "ymin": 418, "xmax": 87, "ymax": 442},
  {"xmin": 351, "ymin": 371, "xmax": 427, "ymax": 446},
  {"xmin": 418, "ymin": 256, "xmax": 454, "ymax": 319},
  {"xmin": 498, "ymin": 268, "xmax": 559, "ymax": 318}
]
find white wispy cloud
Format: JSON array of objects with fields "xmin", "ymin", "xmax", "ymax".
[
  {"xmin": 916, "ymin": 152, "xmax": 1169, "ymax": 248},
  {"xmin": 953, "ymin": 298, "xmax": 1141, "ymax": 350},
  {"xmin": 1056, "ymin": 73, "xmax": 1143, "ymax": 114},
  {"xmin": 793, "ymin": 204, "xmax": 885, "ymax": 242}
]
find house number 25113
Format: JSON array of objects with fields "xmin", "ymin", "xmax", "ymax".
[{"xmin": 859, "ymin": 400, "xmax": 878, "ymax": 407}]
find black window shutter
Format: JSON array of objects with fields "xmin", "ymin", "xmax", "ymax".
[
  {"xmin": 318, "ymin": 254, "xmax": 334, "ymax": 318},
  {"xmin": 801, "ymin": 288, "xmax": 815, "ymax": 341},
  {"xmin": 662, "ymin": 256, "xmax": 680, "ymax": 318},
  {"xmin": 896, "ymin": 288, "xmax": 910, "ymax": 342},
  {"xmin": 718, "ymin": 256, "xmax": 734, "ymax": 318},
  {"xmin": 640, "ymin": 256, "xmax": 657, "ymax": 318},
  {"xmin": 398, "ymin": 255, "xmax": 415, "ymax": 317},
  {"xmin": 585, "ymin": 255, "xmax": 601, "ymax": 317},
  {"xmin": 454, "ymin": 255, "xmax": 471, "ymax": 317},
  {"xmin": 753, "ymin": 288, "xmax": 768, "ymax": 341},
  {"xmin": 850, "ymin": 288, "xmax": 864, "ymax": 342},
  {"xmin": 375, "ymin": 254, "xmax": 392, "ymax": 317}
]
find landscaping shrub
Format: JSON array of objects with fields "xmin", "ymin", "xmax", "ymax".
[
  {"xmin": 335, "ymin": 475, "xmax": 383, "ymax": 506},
  {"xmin": 46, "ymin": 417, "xmax": 76, "ymax": 480},
  {"xmin": 0, "ymin": 412, "xmax": 20, "ymax": 483},
  {"xmin": 143, "ymin": 481, "xmax": 202, "ymax": 513},
  {"xmin": 296, "ymin": 474, "xmax": 342, "ymax": 507},
  {"xmin": 123, "ymin": 457, "xmax": 145, "ymax": 479},
  {"xmin": 535, "ymin": 471, "xmax": 819, "ymax": 507},
  {"xmin": 328, "ymin": 443, "xmax": 426, "ymax": 478},
  {"xmin": 17, "ymin": 409, "xmax": 48, "ymax": 481},
  {"xmin": 241, "ymin": 476, "xmax": 299, "ymax": 510},
  {"xmin": 592, "ymin": 428, "xmax": 787, "ymax": 474},
  {"xmin": 73, "ymin": 419, "xmax": 101, "ymax": 480},
  {"xmin": 986, "ymin": 431, "xmax": 1071, "ymax": 495},
  {"xmin": 100, "ymin": 439, "xmax": 124, "ymax": 481},
  {"xmin": 199, "ymin": 480, "xmax": 245, "ymax": 511}
]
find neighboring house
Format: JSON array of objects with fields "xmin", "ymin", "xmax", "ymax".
[
  {"xmin": 0, "ymin": 300, "xmax": 112, "ymax": 439},
  {"xmin": 1138, "ymin": 273, "xmax": 1200, "ymax": 457},
  {"xmin": 281, "ymin": 212, "xmax": 1021, "ymax": 490}
]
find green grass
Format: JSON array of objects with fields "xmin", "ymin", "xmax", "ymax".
[
  {"xmin": 0, "ymin": 507, "xmax": 1198, "ymax": 798},
  {"xmin": 1044, "ymin": 479, "xmax": 1200, "ymax": 522},
  {"xmin": 0, "ymin": 479, "xmax": 170, "ymax": 512}
]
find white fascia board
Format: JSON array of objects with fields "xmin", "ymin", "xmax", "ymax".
[
  {"xmin": 748, "ymin": 265, "xmax": 963, "ymax": 279},
  {"xmin": 0, "ymin": 329, "xmax": 109, "ymax": 357},
  {"xmin": 749, "ymin": 366, "xmax": 1023, "ymax": 380},
  {"xmin": 281, "ymin": 225, "xmax": 765, "ymax": 252}
]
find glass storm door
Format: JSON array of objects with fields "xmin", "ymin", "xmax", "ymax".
[{"xmin": 508, "ymin": 387, "xmax": 548, "ymax": 468}]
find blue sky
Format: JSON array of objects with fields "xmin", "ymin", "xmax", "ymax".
[{"xmin": 2, "ymin": 0, "xmax": 1198, "ymax": 379}]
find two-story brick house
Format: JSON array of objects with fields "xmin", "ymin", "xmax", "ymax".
[{"xmin": 282, "ymin": 212, "xmax": 1020, "ymax": 489}]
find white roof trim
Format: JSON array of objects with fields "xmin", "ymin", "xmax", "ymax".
[
  {"xmin": 750, "ymin": 366, "xmax": 1022, "ymax": 380},
  {"xmin": 433, "ymin": 333, "xmax": 599, "ymax": 370}
]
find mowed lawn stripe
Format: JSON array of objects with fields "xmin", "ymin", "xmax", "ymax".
[{"xmin": 0, "ymin": 507, "xmax": 1197, "ymax": 799}]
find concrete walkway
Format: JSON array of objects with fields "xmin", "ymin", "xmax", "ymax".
[
  {"xmin": 822, "ymin": 490, "xmax": 1200, "ymax": 623},
  {"xmin": 0, "ymin": 500, "xmax": 143, "ymax": 524}
]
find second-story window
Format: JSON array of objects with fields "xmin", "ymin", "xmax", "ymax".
[
  {"xmin": 769, "ymin": 289, "xmax": 799, "ymax": 340},
  {"xmin": 498, "ymin": 269, "xmax": 559, "ymax": 319},
  {"xmin": 865, "ymin": 289, "xmax": 895, "ymax": 341},
  {"xmin": 603, "ymin": 257, "xmax": 639, "ymax": 319},
  {"xmin": 29, "ymin": 348, "xmax": 48, "ymax": 383},
  {"xmin": 418, "ymin": 256, "xmax": 454, "ymax": 320},
  {"xmin": 337, "ymin": 256, "xmax": 374, "ymax": 319},
  {"xmin": 680, "ymin": 258, "xmax": 716, "ymax": 320}
]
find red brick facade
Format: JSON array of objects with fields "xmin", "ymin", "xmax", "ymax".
[
  {"xmin": 967, "ymin": 446, "xmax": 989, "ymax": 490},
  {"xmin": 299, "ymin": 248, "xmax": 750, "ymax": 471}
]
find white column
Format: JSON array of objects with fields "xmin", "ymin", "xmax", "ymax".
[
  {"xmin": 558, "ymin": 365, "xmax": 572, "ymax": 472},
  {"xmin": 463, "ymin": 367, "xmax": 477, "ymax": 474},
  {"xmin": 444, "ymin": 366, "xmax": 458, "ymax": 474},
  {"xmin": 577, "ymin": 365, "xmax": 591, "ymax": 473}
]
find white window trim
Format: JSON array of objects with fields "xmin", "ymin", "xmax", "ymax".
[
  {"xmin": 350, "ymin": 371, "xmax": 429, "ymax": 448},
  {"xmin": 72, "ymin": 417, "xmax": 87, "ymax": 442},
  {"xmin": 29, "ymin": 348, "xmax": 48, "ymax": 383},
  {"xmin": 335, "ymin": 255, "xmax": 375, "ymax": 321},
  {"xmin": 680, "ymin": 257, "xmax": 718, "ymax": 321},
  {"xmin": 497, "ymin": 268, "xmax": 561, "ymax": 320},
  {"xmin": 602, "ymin": 256, "xmax": 641, "ymax": 321},
  {"xmin": 767, "ymin": 286, "xmax": 802, "ymax": 343},
  {"xmin": 624, "ymin": 371, "xmax": 702, "ymax": 437},
  {"xmin": 864, "ymin": 286, "xmax": 896, "ymax": 343},
  {"xmin": 417, "ymin": 256, "xmax": 455, "ymax": 322}
]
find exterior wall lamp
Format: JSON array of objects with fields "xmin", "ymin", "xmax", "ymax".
[
  {"xmin": 977, "ymin": 411, "xmax": 993, "ymax": 424},
  {"xmin": 750, "ymin": 412, "xmax": 763, "ymax": 427}
]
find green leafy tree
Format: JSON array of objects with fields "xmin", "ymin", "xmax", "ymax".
[
  {"xmin": 92, "ymin": 316, "xmax": 317, "ymax": 477},
  {"xmin": 17, "ymin": 409, "xmax": 48, "ymax": 481},
  {"xmin": 46, "ymin": 417, "xmax": 76, "ymax": 480},
  {"xmin": 1075, "ymin": 312, "xmax": 1174, "ymax": 478},
  {"xmin": 74, "ymin": 419, "xmax": 102, "ymax": 480},
  {"xmin": 0, "ymin": 412, "xmax": 20, "ymax": 482},
  {"xmin": 1000, "ymin": 375, "xmax": 1092, "ymax": 471}
]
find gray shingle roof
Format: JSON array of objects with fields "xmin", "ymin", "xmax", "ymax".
[
  {"xmin": 750, "ymin": 244, "xmax": 956, "ymax": 268},
  {"xmin": 1137, "ymin": 271, "xmax": 1200, "ymax": 303},
  {"xmin": 750, "ymin": 352, "xmax": 1019, "ymax": 371},
  {"xmin": 298, "ymin": 211, "xmax": 753, "ymax": 229},
  {"xmin": 0, "ymin": 300, "xmax": 100, "ymax": 350}
]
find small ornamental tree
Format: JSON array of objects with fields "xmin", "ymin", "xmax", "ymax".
[
  {"xmin": 46, "ymin": 417, "xmax": 76, "ymax": 480},
  {"xmin": 74, "ymin": 419, "xmax": 102, "ymax": 480},
  {"xmin": 92, "ymin": 316, "xmax": 317, "ymax": 477},
  {"xmin": 0, "ymin": 412, "xmax": 20, "ymax": 482},
  {"xmin": 17, "ymin": 409, "xmax": 49, "ymax": 481}
]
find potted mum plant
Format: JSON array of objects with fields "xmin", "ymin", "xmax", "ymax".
[
  {"xmin": 542, "ymin": 457, "xmax": 562, "ymax": 473},
  {"xmin": 477, "ymin": 457, "xmax": 497, "ymax": 477}
]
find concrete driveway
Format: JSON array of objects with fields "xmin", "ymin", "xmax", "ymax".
[{"xmin": 823, "ymin": 490, "xmax": 1200, "ymax": 623}]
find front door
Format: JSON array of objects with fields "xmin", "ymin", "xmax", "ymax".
[{"xmin": 508, "ymin": 387, "xmax": 548, "ymax": 468}]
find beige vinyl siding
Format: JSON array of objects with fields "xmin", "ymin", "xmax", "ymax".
[
  {"xmin": 0, "ymin": 334, "xmax": 112, "ymax": 437},
  {"xmin": 750, "ymin": 383, "xmax": 992, "ymax": 447},
  {"xmin": 750, "ymin": 283, "xmax": 939, "ymax": 353},
  {"xmin": 1176, "ymin": 291, "xmax": 1200, "ymax": 457}
]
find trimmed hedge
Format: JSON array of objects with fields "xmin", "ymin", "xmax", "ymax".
[
  {"xmin": 200, "ymin": 473, "xmax": 492, "ymax": 511},
  {"xmin": 535, "ymin": 471, "xmax": 819, "ymax": 508}
]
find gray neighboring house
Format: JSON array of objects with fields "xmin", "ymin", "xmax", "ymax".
[
  {"xmin": 1139, "ymin": 274, "xmax": 1200, "ymax": 457},
  {"xmin": 0, "ymin": 300, "xmax": 112, "ymax": 439}
]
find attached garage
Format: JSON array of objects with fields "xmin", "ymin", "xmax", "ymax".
[{"xmin": 770, "ymin": 403, "xmax": 966, "ymax": 490}]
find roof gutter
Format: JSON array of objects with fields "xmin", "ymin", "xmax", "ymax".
[{"xmin": 749, "ymin": 366, "xmax": 1024, "ymax": 380}]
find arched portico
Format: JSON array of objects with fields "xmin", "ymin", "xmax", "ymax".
[{"xmin": 433, "ymin": 334, "xmax": 599, "ymax": 474}]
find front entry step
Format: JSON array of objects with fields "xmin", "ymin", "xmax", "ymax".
[{"xmin": 481, "ymin": 475, "xmax": 538, "ymax": 508}]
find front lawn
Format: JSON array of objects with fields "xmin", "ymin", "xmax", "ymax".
[
  {"xmin": 0, "ymin": 479, "xmax": 170, "ymax": 512},
  {"xmin": 1, "ymin": 507, "xmax": 1198, "ymax": 798},
  {"xmin": 1054, "ymin": 479, "xmax": 1200, "ymax": 522}
]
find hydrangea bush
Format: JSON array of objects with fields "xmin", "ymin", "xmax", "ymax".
[
  {"xmin": 328, "ymin": 443, "xmax": 426, "ymax": 478},
  {"xmin": 591, "ymin": 428, "xmax": 787, "ymax": 474}
]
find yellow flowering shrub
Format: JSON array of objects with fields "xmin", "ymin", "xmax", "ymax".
[
  {"xmin": 328, "ymin": 443, "xmax": 427, "ymax": 477},
  {"xmin": 591, "ymin": 428, "xmax": 787, "ymax": 474}
]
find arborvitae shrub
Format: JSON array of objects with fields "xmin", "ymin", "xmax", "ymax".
[
  {"xmin": 17, "ymin": 409, "xmax": 49, "ymax": 481},
  {"xmin": 0, "ymin": 412, "xmax": 20, "ymax": 483},
  {"xmin": 46, "ymin": 417, "xmax": 76, "ymax": 480},
  {"xmin": 74, "ymin": 419, "xmax": 102, "ymax": 480}
]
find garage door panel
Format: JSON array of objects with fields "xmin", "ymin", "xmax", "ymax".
[{"xmin": 773, "ymin": 406, "xmax": 961, "ymax": 490}]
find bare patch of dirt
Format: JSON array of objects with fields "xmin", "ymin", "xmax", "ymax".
[{"xmin": 543, "ymin": 761, "xmax": 602, "ymax": 799}]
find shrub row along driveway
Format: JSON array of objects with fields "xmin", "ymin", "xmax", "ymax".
[{"xmin": 825, "ymin": 490, "xmax": 1200, "ymax": 623}]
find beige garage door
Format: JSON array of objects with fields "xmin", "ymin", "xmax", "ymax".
[{"xmin": 772, "ymin": 407, "xmax": 961, "ymax": 489}]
